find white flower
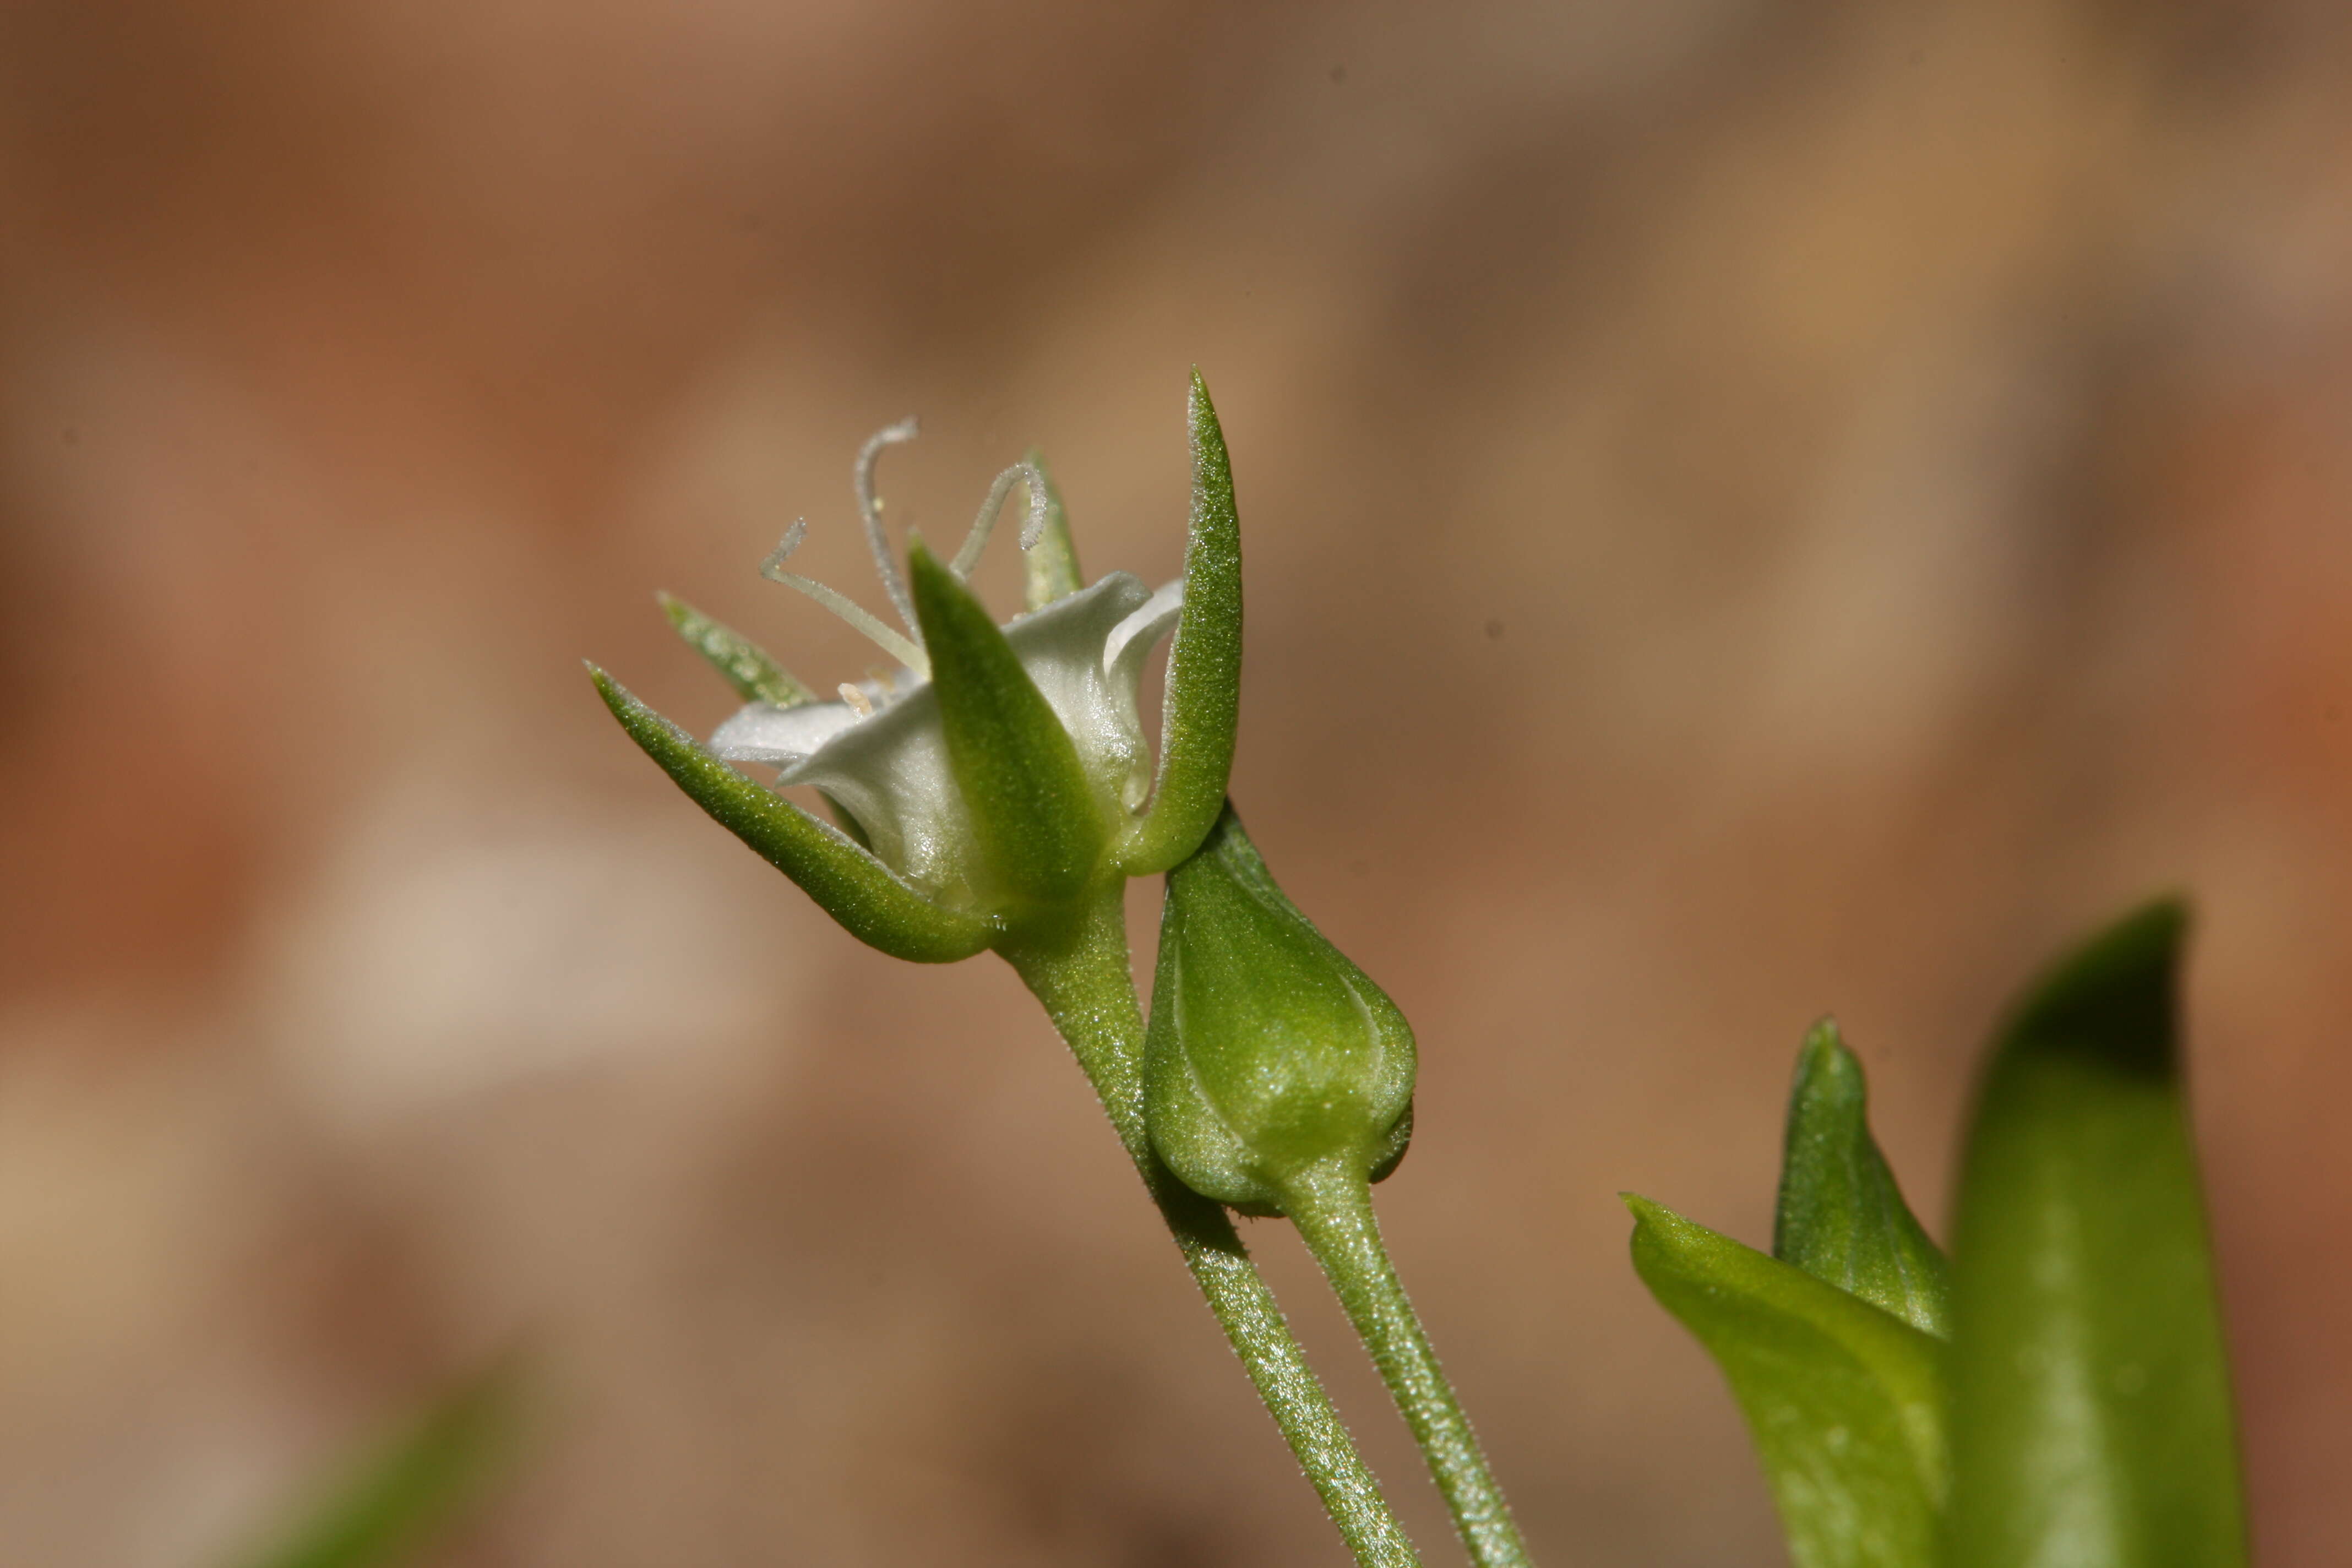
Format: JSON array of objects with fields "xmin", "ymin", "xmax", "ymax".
[
  {"xmin": 714, "ymin": 572, "xmax": 1181, "ymax": 903},
  {"xmin": 597, "ymin": 371, "xmax": 1239, "ymax": 957},
  {"xmin": 706, "ymin": 422, "xmax": 1182, "ymax": 906}
]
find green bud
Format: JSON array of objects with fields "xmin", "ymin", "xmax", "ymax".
[{"xmin": 1145, "ymin": 804, "xmax": 1415, "ymax": 1212}]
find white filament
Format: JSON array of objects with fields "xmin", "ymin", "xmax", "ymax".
[
  {"xmin": 853, "ymin": 418, "xmax": 921, "ymax": 634},
  {"xmin": 950, "ymin": 461, "xmax": 1048, "ymax": 580},
  {"xmin": 761, "ymin": 522, "xmax": 929, "ymax": 676},
  {"xmin": 752, "ymin": 422, "xmax": 1053, "ymax": 694}
]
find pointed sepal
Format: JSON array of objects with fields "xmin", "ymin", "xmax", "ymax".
[
  {"xmin": 590, "ymin": 665, "xmax": 993, "ymax": 962},
  {"xmin": 1020, "ymin": 449, "xmax": 1085, "ymax": 612},
  {"xmin": 1124, "ymin": 369, "xmax": 1243, "ymax": 874},
  {"xmin": 658, "ymin": 592, "xmax": 818, "ymax": 707},
  {"xmin": 1629, "ymin": 1194, "xmax": 1948, "ymax": 1568},
  {"xmin": 906, "ymin": 543, "xmax": 1106, "ymax": 913},
  {"xmin": 1945, "ymin": 899, "xmax": 2246, "ymax": 1568},
  {"xmin": 1775, "ymin": 1019, "xmax": 1951, "ymax": 1337}
]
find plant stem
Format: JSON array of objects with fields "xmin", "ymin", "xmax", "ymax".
[
  {"xmin": 1001, "ymin": 892, "xmax": 1420, "ymax": 1568},
  {"xmin": 1279, "ymin": 1161, "xmax": 1534, "ymax": 1568}
]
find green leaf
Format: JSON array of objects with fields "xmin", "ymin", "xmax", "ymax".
[
  {"xmin": 906, "ymin": 542, "xmax": 1104, "ymax": 912},
  {"xmin": 1945, "ymin": 899, "xmax": 2246, "ymax": 1568},
  {"xmin": 233, "ymin": 1364, "xmax": 519, "ymax": 1568},
  {"xmin": 590, "ymin": 665, "xmax": 995, "ymax": 962},
  {"xmin": 1628, "ymin": 1195, "xmax": 1947, "ymax": 1568},
  {"xmin": 1124, "ymin": 369, "xmax": 1243, "ymax": 874},
  {"xmin": 1775, "ymin": 1019, "xmax": 1950, "ymax": 1337},
  {"xmin": 1020, "ymin": 448, "xmax": 1084, "ymax": 612},
  {"xmin": 657, "ymin": 592, "xmax": 817, "ymax": 707}
]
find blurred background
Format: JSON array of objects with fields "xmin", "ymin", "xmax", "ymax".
[{"xmin": 1, "ymin": 0, "xmax": 2347, "ymax": 1562}]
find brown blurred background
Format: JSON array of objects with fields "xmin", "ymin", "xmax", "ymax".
[{"xmin": 1, "ymin": 0, "xmax": 2347, "ymax": 1562}]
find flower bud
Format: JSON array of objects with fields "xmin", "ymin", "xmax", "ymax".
[{"xmin": 1144, "ymin": 805, "xmax": 1415, "ymax": 1212}]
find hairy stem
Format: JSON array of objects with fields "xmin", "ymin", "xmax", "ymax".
[
  {"xmin": 1000, "ymin": 892, "xmax": 1420, "ymax": 1568},
  {"xmin": 1280, "ymin": 1162, "xmax": 1533, "ymax": 1568}
]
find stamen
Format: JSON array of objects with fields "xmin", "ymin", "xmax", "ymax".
[
  {"xmin": 949, "ymin": 460, "xmax": 1049, "ymax": 580},
  {"xmin": 1017, "ymin": 471, "xmax": 1050, "ymax": 551},
  {"xmin": 854, "ymin": 418, "xmax": 922, "ymax": 635},
  {"xmin": 838, "ymin": 683, "xmax": 876, "ymax": 719},
  {"xmin": 761, "ymin": 526, "xmax": 931, "ymax": 676}
]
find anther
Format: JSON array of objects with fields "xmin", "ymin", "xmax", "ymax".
[{"xmin": 839, "ymin": 683, "xmax": 876, "ymax": 719}]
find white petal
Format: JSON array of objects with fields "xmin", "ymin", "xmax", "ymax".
[
  {"xmin": 1003, "ymin": 571, "xmax": 1164, "ymax": 813},
  {"xmin": 711, "ymin": 700, "xmax": 867, "ymax": 765},
  {"xmin": 729, "ymin": 571, "xmax": 1175, "ymax": 901},
  {"xmin": 1103, "ymin": 578, "xmax": 1184, "ymax": 692},
  {"xmin": 776, "ymin": 683, "xmax": 980, "ymax": 900}
]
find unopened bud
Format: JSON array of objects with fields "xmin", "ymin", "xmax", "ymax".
[{"xmin": 1144, "ymin": 805, "xmax": 1415, "ymax": 1212}]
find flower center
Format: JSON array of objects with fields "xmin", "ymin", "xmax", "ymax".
[{"xmin": 759, "ymin": 420, "xmax": 1048, "ymax": 690}]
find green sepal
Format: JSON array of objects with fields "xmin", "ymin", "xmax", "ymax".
[
  {"xmin": 1020, "ymin": 448, "xmax": 1084, "ymax": 611},
  {"xmin": 657, "ymin": 591, "xmax": 818, "ymax": 707},
  {"xmin": 233, "ymin": 1359, "xmax": 522, "ymax": 1568},
  {"xmin": 1627, "ymin": 1195, "xmax": 1948, "ymax": 1568},
  {"xmin": 905, "ymin": 542, "xmax": 1106, "ymax": 913},
  {"xmin": 590, "ymin": 666, "xmax": 994, "ymax": 962},
  {"xmin": 1145, "ymin": 804, "xmax": 1415, "ymax": 1212},
  {"xmin": 1775, "ymin": 1019, "xmax": 1951, "ymax": 1337},
  {"xmin": 1123, "ymin": 369, "xmax": 1243, "ymax": 875},
  {"xmin": 1945, "ymin": 899, "xmax": 2246, "ymax": 1568}
]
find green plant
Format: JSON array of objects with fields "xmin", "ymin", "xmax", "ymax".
[
  {"xmin": 574, "ymin": 377, "xmax": 2246, "ymax": 1567},
  {"xmin": 1631, "ymin": 904, "xmax": 2245, "ymax": 1568}
]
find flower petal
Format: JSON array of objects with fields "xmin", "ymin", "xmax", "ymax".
[
  {"xmin": 1004, "ymin": 571, "xmax": 1162, "ymax": 815},
  {"xmin": 773, "ymin": 683, "xmax": 978, "ymax": 904},
  {"xmin": 1104, "ymin": 578, "xmax": 1184, "ymax": 692},
  {"xmin": 711, "ymin": 699, "xmax": 867, "ymax": 766},
  {"xmin": 724, "ymin": 571, "xmax": 1175, "ymax": 909}
]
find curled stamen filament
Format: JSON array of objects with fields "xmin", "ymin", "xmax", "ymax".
[
  {"xmin": 763, "ymin": 520, "xmax": 930, "ymax": 677},
  {"xmin": 854, "ymin": 418, "xmax": 921, "ymax": 634},
  {"xmin": 949, "ymin": 460, "xmax": 1049, "ymax": 580}
]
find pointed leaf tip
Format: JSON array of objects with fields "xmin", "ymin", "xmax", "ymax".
[
  {"xmin": 1774, "ymin": 1018, "xmax": 1951, "ymax": 1338},
  {"xmin": 2003, "ymin": 895, "xmax": 2187, "ymax": 1076},
  {"xmin": 1946, "ymin": 899, "xmax": 2242, "ymax": 1568},
  {"xmin": 1125, "ymin": 371, "xmax": 1242, "ymax": 874},
  {"xmin": 1630, "ymin": 1194, "xmax": 1948, "ymax": 1568},
  {"xmin": 591, "ymin": 666, "xmax": 993, "ymax": 963}
]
